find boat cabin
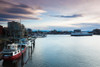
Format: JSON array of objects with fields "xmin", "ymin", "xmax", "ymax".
[
  {"xmin": 7, "ymin": 43, "xmax": 18, "ymax": 50},
  {"xmin": 74, "ymin": 29, "xmax": 81, "ymax": 32},
  {"xmin": 2, "ymin": 43, "xmax": 20, "ymax": 57}
]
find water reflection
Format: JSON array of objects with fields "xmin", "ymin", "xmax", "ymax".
[
  {"xmin": 3, "ymin": 60, "xmax": 18, "ymax": 67},
  {"xmin": 25, "ymin": 35, "xmax": 100, "ymax": 67}
]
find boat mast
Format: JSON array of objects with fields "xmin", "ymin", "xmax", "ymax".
[{"xmin": 19, "ymin": 19, "xmax": 22, "ymax": 44}]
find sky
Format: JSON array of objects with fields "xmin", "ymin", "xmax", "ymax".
[{"xmin": 0, "ymin": 0, "xmax": 100, "ymax": 31}]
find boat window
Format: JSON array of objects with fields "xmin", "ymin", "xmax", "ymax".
[
  {"xmin": 3, "ymin": 53, "xmax": 12, "ymax": 56},
  {"xmin": 15, "ymin": 51, "xmax": 17, "ymax": 54},
  {"xmin": 8, "ymin": 46, "xmax": 10, "ymax": 49}
]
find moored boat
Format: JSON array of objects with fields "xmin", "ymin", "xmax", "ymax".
[
  {"xmin": 2, "ymin": 43, "xmax": 26, "ymax": 61},
  {"xmin": 71, "ymin": 29, "xmax": 93, "ymax": 36}
]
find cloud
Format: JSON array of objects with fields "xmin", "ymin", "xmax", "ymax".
[
  {"xmin": 72, "ymin": 23, "xmax": 100, "ymax": 30},
  {"xmin": 0, "ymin": 13, "xmax": 39, "ymax": 20},
  {"xmin": 0, "ymin": 22, "xmax": 7, "ymax": 24},
  {"xmin": 32, "ymin": 23, "xmax": 100, "ymax": 31},
  {"xmin": 33, "ymin": 26, "xmax": 77, "ymax": 31},
  {"xmin": 73, "ymin": 23, "xmax": 100, "ymax": 27},
  {"xmin": 51, "ymin": 14, "xmax": 82, "ymax": 18},
  {"xmin": 0, "ymin": 18, "xmax": 9, "ymax": 21},
  {"xmin": 6, "ymin": 8, "xmax": 32, "ymax": 14},
  {"xmin": 0, "ymin": 0, "xmax": 46, "ymax": 21}
]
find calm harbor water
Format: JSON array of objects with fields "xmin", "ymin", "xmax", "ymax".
[
  {"xmin": 1, "ymin": 35, "xmax": 100, "ymax": 67},
  {"xmin": 25, "ymin": 35, "xmax": 100, "ymax": 67}
]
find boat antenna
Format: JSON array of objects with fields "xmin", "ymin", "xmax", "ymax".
[{"xmin": 20, "ymin": 19, "xmax": 21, "ymax": 24}]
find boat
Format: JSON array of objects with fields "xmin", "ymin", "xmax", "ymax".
[
  {"xmin": 71, "ymin": 29, "xmax": 93, "ymax": 36},
  {"xmin": 2, "ymin": 42, "xmax": 26, "ymax": 61},
  {"xmin": 36, "ymin": 33, "xmax": 47, "ymax": 38}
]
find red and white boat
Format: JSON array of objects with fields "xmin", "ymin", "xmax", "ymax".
[{"xmin": 2, "ymin": 43, "xmax": 26, "ymax": 61}]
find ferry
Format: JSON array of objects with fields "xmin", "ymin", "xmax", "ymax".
[
  {"xmin": 71, "ymin": 29, "xmax": 93, "ymax": 36},
  {"xmin": 2, "ymin": 42, "xmax": 26, "ymax": 61}
]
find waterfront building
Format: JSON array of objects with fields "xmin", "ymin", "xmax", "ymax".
[
  {"xmin": 27, "ymin": 28, "xmax": 32, "ymax": 36},
  {"xmin": 73, "ymin": 29, "xmax": 81, "ymax": 32},
  {"xmin": 71, "ymin": 29, "xmax": 93, "ymax": 36},
  {"xmin": 8, "ymin": 21, "xmax": 26, "ymax": 38},
  {"xmin": 0, "ymin": 25, "xmax": 4, "ymax": 37},
  {"xmin": 3, "ymin": 27, "xmax": 9, "ymax": 37}
]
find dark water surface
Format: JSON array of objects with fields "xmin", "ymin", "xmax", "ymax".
[{"xmin": 2, "ymin": 35, "xmax": 100, "ymax": 67}]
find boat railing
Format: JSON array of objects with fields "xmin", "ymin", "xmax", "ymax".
[{"xmin": 3, "ymin": 49, "xmax": 17, "ymax": 52}]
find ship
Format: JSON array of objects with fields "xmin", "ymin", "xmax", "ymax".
[
  {"xmin": 71, "ymin": 29, "xmax": 93, "ymax": 36},
  {"xmin": 2, "ymin": 40, "xmax": 27, "ymax": 61}
]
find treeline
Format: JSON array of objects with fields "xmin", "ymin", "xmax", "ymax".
[
  {"xmin": 92, "ymin": 29, "xmax": 100, "ymax": 35},
  {"xmin": 47, "ymin": 30, "xmax": 70, "ymax": 34},
  {"xmin": 32, "ymin": 29, "xmax": 100, "ymax": 35},
  {"xmin": 32, "ymin": 30, "xmax": 71, "ymax": 34}
]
